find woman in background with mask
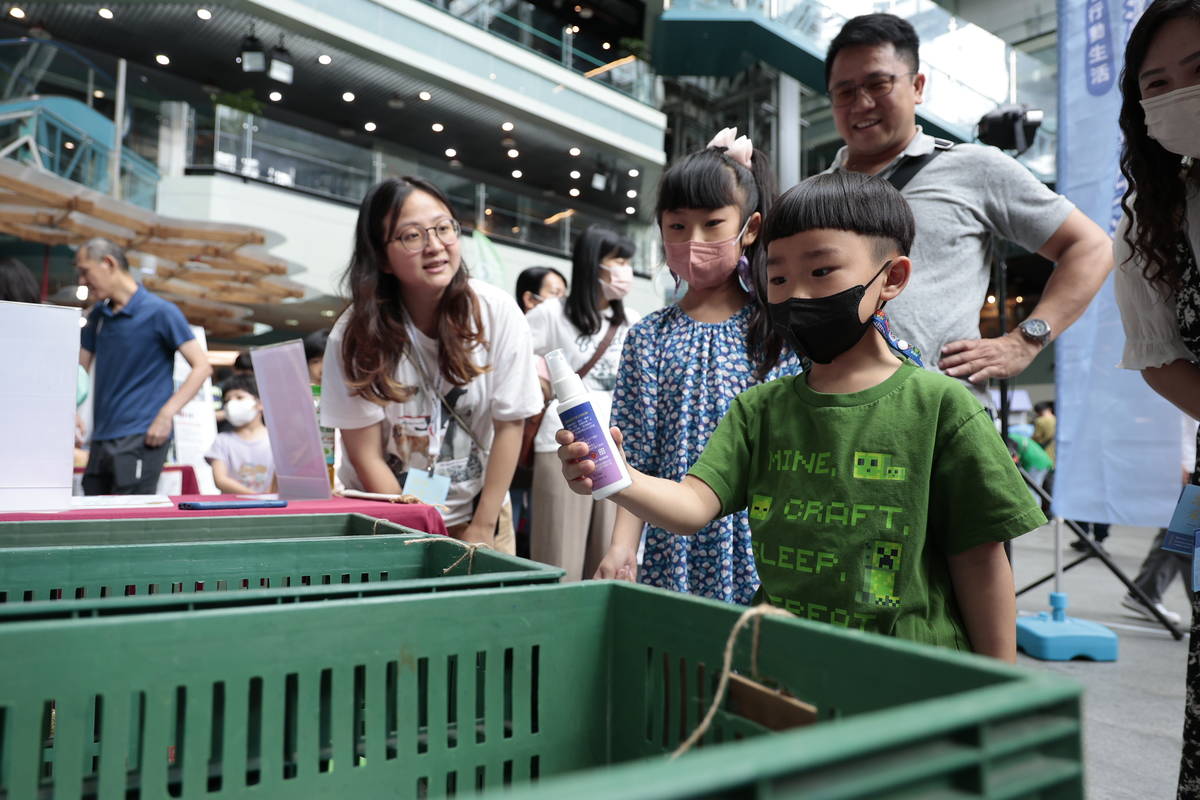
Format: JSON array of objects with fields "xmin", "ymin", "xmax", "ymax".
[
  {"xmin": 526, "ymin": 225, "xmax": 638, "ymax": 580},
  {"xmin": 1112, "ymin": 2, "xmax": 1200, "ymax": 793},
  {"xmin": 597, "ymin": 129, "xmax": 801, "ymax": 603}
]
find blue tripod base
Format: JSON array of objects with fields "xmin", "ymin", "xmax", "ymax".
[{"xmin": 1017, "ymin": 592, "xmax": 1119, "ymax": 661}]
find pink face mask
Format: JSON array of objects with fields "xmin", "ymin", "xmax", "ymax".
[
  {"xmin": 599, "ymin": 264, "xmax": 634, "ymax": 300},
  {"xmin": 663, "ymin": 219, "xmax": 750, "ymax": 290}
]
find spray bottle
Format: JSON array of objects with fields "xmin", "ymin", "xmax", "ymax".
[{"xmin": 545, "ymin": 348, "xmax": 632, "ymax": 500}]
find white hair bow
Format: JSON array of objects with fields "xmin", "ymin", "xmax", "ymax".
[{"xmin": 707, "ymin": 127, "xmax": 754, "ymax": 169}]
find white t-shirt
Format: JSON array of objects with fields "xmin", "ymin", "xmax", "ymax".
[
  {"xmin": 320, "ymin": 279, "xmax": 542, "ymax": 525},
  {"xmin": 525, "ymin": 297, "xmax": 639, "ymax": 452},
  {"xmin": 204, "ymin": 431, "xmax": 275, "ymax": 493}
]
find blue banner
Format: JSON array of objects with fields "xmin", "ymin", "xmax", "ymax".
[{"xmin": 1053, "ymin": 0, "xmax": 1188, "ymax": 526}]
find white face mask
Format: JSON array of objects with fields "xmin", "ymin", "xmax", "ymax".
[
  {"xmin": 225, "ymin": 396, "xmax": 259, "ymax": 427},
  {"xmin": 1141, "ymin": 83, "xmax": 1200, "ymax": 159}
]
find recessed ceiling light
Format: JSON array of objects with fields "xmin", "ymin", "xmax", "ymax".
[
  {"xmin": 235, "ymin": 56, "xmax": 241, "ymax": 64},
  {"xmin": 320, "ymin": 309, "xmax": 335, "ymax": 318},
  {"xmin": 628, "ymin": 168, "xmax": 639, "ymax": 178},
  {"xmin": 364, "ymin": 121, "xmax": 377, "ymax": 132},
  {"xmin": 318, "ymin": 54, "xmax": 332, "ymax": 65},
  {"xmin": 569, "ymin": 170, "xmax": 581, "ymax": 179},
  {"xmin": 93, "ymin": 89, "xmax": 105, "ymax": 99},
  {"xmin": 196, "ymin": 8, "xmax": 212, "ymax": 20},
  {"xmin": 444, "ymin": 148, "xmax": 457, "ymax": 158},
  {"xmin": 285, "ymin": 319, "xmax": 299, "ymax": 326},
  {"xmin": 489, "ymin": 72, "xmax": 497, "ymax": 80},
  {"xmin": 75, "ymin": 285, "xmax": 89, "ymax": 301},
  {"xmin": 9, "ymin": 7, "xmax": 26, "ymax": 19},
  {"xmin": 501, "ymin": 121, "xmax": 514, "ymax": 132},
  {"xmin": 574, "ymin": 4, "xmax": 581, "ymax": 10},
  {"xmin": 342, "ymin": 91, "xmax": 355, "ymax": 102},
  {"xmin": 431, "ymin": 123, "xmax": 444, "ymax": 132},
  {"xmin": 97, "ymin": 7, "xmax": 114, "ymax": 19},
  {"xmin": 484, "ymin": 208, "xmax": 493, "ymax": 216},
  {"xmin": 418, "ymin": 90, "xmax": 432, "ymax": 101},
  {"xmin": 155, "ymin": 54, "xmax": 170, "ymax": 66},
  {"xmin": 511, "ymin": 226, "xmax": 521, "ymax": 233},
  {"xmin": 571, "ymin": 25, "xmax": 580, "ymax": 33},
  {"xmin": 507, "ymin": 149, "xmax": 519, "ymax": 158},
  {"xmin": 64, "ymin": 141, "xmax": 75, "ymax": 150},
  {"xmin": 568, "ymin": 147, "xmax": 581, "ymax": 157},
  {"xmin": 511, "ymin": 169, "xmax": 523, "ymax": 179},
  {"xmin": 626, "ymin": 189, "xmax": 637, "ymax": 198},
  {"xmin": 569, "ymin": 188, "xmax": 580, "ymax": 197},
  {"xmin": 625, "ymin": 207, "xmax": 636, "ymax": 215},
  {"xmin": 602, "ymin": 41, "xmax": 611, "ymax": 50},
  {"xmin": 268, "ymin": 90, "xmax": 282, "ymax": 102}
]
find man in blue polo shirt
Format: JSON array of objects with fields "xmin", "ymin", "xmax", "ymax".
[{"xmin": 77, "ymin": 238, "xmax": 213, "ymax": 495}]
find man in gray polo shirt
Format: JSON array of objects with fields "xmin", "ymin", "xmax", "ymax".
[{"xmin": 824, "ymin": 14, "xmax": 1112, "ymax": 398}]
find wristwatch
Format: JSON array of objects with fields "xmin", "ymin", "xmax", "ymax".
[{"xmin": 1017, "ymin": 318, "xmax": 1051, "ymax": 347}]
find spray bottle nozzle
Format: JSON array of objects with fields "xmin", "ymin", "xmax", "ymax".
[{"xmin": 545, "ymin": 348, "xmax": 585, "ymax": 403}]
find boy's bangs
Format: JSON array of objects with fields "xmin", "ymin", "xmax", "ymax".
[
  {"xmin": 762, "ymin": 173, "xmax": 915, "ymax": 256},
  {"xmin": 656, "ymin": 151, "xmax": 741, "ymax": 216}
]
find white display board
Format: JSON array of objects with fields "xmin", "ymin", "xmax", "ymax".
[
  {"xmin": 250, "ymin": 340, "xmax": 331, "ymax": 500},
  {"xmin": 0, "ymin": 301, "xmax": 79, "ymax": 511},
  {"xmin": 172, "ymin": 325, "xmax": 218, "ymax": 494}
]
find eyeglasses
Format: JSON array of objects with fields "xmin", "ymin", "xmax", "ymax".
[
  {"xmin": 389, "ymin": 218, "xmax": 461, "ymax": 253},
  {"xmin": 828, "ymin": 72, "xmax": 916, "ymax": 108}
]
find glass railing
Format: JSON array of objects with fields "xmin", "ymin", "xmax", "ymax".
[
  {"xmin": 668, "ymin": 0, "xmax": 1058, "ymax": 179},
  {"xmin": 188, "ymin": 105, "xmax": 641, "ymax": 259},
  {"xmin": 423, "ymin": 0, "xmax": 658, "ymax": 105}
]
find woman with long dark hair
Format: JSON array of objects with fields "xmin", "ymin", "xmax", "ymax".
[
  {"xmin": 1113, "ymin": 1, "xmax": 1200, "ymax": 793},
  {"xmin": 514, "ymin": 266, "xmax": 567, "ymax": 313},
  {"xmin": 320, "ymin": 176, "xmax": 542, "ymax": 550},
  {"xmin": 526, "ymin": 225, "xmax": 638, "ymax": 579}
]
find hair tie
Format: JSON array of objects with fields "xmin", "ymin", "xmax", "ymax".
[{"xmin": 707, "ymin": 126, "xmax": 754, "ymax": 169}]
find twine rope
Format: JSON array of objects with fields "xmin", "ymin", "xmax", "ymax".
[
  {"xmin": 670, "ymin": 603, "xmax": 791, "ymax": 760},
  {"xmin": 402, "ymin": 536, "xmax": 492, "ymax": 575}
]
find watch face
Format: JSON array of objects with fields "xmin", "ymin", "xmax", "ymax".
[{"xmin": 1022, "ymin": 319, "xmax": 1050, "ymax": 339}]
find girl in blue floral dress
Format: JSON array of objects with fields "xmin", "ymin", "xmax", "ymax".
[{"xmin": 599, "ymin": 128, "xmax": 802, "ymax": 604}]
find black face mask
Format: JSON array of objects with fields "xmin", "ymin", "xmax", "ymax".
[{"xmin": 767, "ymin": 261, "xmax": 891, "ymax": 365}]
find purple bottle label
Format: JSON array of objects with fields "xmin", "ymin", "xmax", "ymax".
[{"xmin": 560, "ymin": 401, "xmax": 624, "ymax": 489}]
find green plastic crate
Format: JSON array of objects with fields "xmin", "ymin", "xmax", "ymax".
[
  {"xmin": 0, "ymin": 582, "xmax": 1082, "ymax": 799},
  {"xmin": 0, "ymin": 512, "xmax": 409, "ymax": 548},
  {"xmin": 0, "ymin": 534, "xmax": 563, "ymax": 613}
]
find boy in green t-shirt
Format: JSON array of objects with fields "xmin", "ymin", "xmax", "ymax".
[{"xmin": 556, "ymin": 172, "xmax": 1045, "ymax": 662}]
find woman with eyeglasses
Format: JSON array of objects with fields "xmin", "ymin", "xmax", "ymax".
[
  {"xmin": 525, "ymin": 225, "xmax": 639, "ymax": 580},
  {"xmin": 1112, "ymin": 2, "xmax": 1200, "ymax": 793},
  {"xmin": 320, "ymin": 176, "xmax": 542, "ymax": 551}
]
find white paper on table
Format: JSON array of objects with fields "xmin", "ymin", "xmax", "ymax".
[
  {"xmin": 0, "ymin": 301, "xmax": 78, "ymax": 511},
  {"xmin": 69, "ymin": 494, "xmax": 174, "ymax": 509},
  {"xmin": 250, "ymin": 340, "xmax": 331, "ymax": 500},
  {"xmin": 172, "ymin": 325, "xmax": 217, "ymax": 494}
]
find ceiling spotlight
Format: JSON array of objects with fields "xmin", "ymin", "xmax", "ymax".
[
  {"xmin": 320, "ymin": 309, "xmax": 335, "ymax": 318},
  {"xmin": 285, "ymin": 319, "xmax": 299, "ymax": 327},
  {"xmin": 317, "ymin": 53, "xmax": 332, "ymax": 65},
  {"xmin": 418, "ymin": 90, "xmax": 432, "ymax": 101},
  {"xmin": 364, "ymin": 121, "xmax": 377, "ymax": 132},
  {"xmin": 64, "ymin": 141, "xmax": 75, "ymax": 150},
  {"xmin": 445, "ymin": 148, "xmax": 457, "ymax": 158},
  {"xmin": 987, "ymin": 295, "xmax": 997, "ymax": 304},
  {"xmin": 571, "ymin": 25, "xmax": 580, "ymax": 33},
  {"xmin": 511, "ymin": 169, "xmax": 523, "ymax": 179},
  {"xmin": 602, "ymin": 42, "xmax": 611, "ymax": 50},
  {"xmin": 501, "ymin": 121, "xmax": 514, "ymax": 132},
  {"xmin": 591, "ymin": 172, "xmax": 608, "ymax": 191},
  {"xmin": 196, "ymin": 8, "xmax": 212, "ymax": 20},
  {"xmin": 568, "ymin": 147, "xmax": 581, "ymax": 156},
  {"xmin": 342, "ymin": 91, "xmax": 355, "ymax": 102},
  {"xmin": 268, "ymin": 90, "xmax": 283, "ymax": 102},
  {"xmin": 569, "ymin": 188, "xmax": 580, "ymax": 197},
  {"xmin": 626, "ymin": 189, "xmax": 637, "ymax": 198},
  {"xmin": 9, "ymin": 7, "xmax": 26, "ymax": 19},
  {"xmin": 628, "ymin": 168, "xmax": 639, "ymax": 177},
  {"xmin": 75, "ymin": 285, "xmax": 88, "ymax": 301},
  {"xmin": 431, "ymin": 123, "xmax": 444, "ymax": 132},
  {"xmin": 97, "ymin": 7, "xmax": 114, "ymax": 19},
  {"xmin": 574, "ymin": 4, "xmax": 581, "ymax": 10},
  {"xmin": 240, "ymin": 26, "xmax": 267, "ymax": 73},
  {"xmin": 507, "ymin": 149, "xmax": 519, "ymax": 158},
  {"xmin": 1016, "ymin": 295, "xmax": 1025, "ymax": 304},
  {"xmin": 268, "ymin": 36, "xmax": 294, "ymax": 84},
  {"xmin": 484, "ymin": 208, "xmax": 493, "ymax": 216},
  {"xmin": 93, "ymin": 89, "xmax": 105, "ymax": 99},
  {"xmin": 625, "ymin": 207, "xmax": 636, "ymax": 215},
  {"xmin": 155, "ymin": 54, "xmax": 171, "ymax": 66},
  {"xmin": 511, "ymin": 226, "xmax": 521, "ymax": 233}
]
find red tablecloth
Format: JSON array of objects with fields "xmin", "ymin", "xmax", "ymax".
[{"xmin": 0, "ymin": 494, "xmax": 448, "ymax": 535}]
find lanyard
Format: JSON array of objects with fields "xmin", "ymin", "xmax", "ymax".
[{"xmin": 402, "ymin": 318, "xmax": 490, "ymax": 467}]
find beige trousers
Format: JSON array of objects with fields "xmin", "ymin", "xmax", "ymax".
[{"xmin": 530, "ymin": 451, "xmax": 616, "ymax": 581}]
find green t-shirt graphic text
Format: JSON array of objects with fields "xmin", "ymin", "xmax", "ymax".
[{"xmin": 688, "ymin": 363, "xmax": 1045, "ymax": 650}]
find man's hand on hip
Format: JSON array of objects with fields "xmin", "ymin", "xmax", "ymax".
[
  {"xmin": 938, "ymin": 331, "xmax": 1041, "ymax": 384},
  {"xmin": 145, "ymin": 413, "xmax": 173, "ymax": 448}
]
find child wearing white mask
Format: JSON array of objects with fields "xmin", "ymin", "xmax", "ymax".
[
  {"xmin": 597, "ymin": 127, "xmax": 801, "ymax": 604},
  {"xmin": 205, "ymin": 374, "xmax": 275, "ymax": 494},
  {"xmin": 525, "ymin": 225, "xmax": 640, "ymax": 580}
]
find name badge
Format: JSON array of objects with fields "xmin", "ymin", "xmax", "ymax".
[
  {"xmin": 403, "ymin": 469, "xmax": 451, "ymax": 507},
  {"xmin": 1162, "ymin": 485, "xmax": 1200, "ymax": 555}
]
